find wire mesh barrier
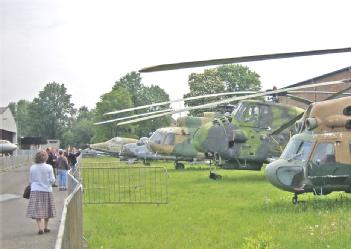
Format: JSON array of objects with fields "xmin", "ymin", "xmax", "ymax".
[
  {"xmin": 0, "ymin": 150, "xmax": 36, "ymax": 171},
  {"xmin": 55, "ymin": 168, "xmax": 84, "ymax": 249},
  {"xmin": 81, "ymin": 165, "xmax": 168, "ymax": 204}
]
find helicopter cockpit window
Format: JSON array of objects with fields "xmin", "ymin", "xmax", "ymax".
[
  {"xmin": 149, "ymin": 131, "xmax": 165, "ymax": 145},
  {"xmin": 312, "ymin": 143, "xmax": 336, "ymax": 165},
  {"xmin": 164, "ymin": 133, "xmax": 175, "ymax": 145},
  {"xmin": 281, "ymin": 139, "xmax": 313, "ymax": 162},
  {"xmin": 236, "ymin": 104, "xmax": 260, "ymax": 123}
]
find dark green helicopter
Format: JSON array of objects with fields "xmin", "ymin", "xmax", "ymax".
[{"xmin": 192, "ymin": 99, "xmax": 303, "ymax": 170}]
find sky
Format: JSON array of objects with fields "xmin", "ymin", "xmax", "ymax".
[{"xmin": 1, "ymin": 0, "xmax": 351, "ymax": 113}]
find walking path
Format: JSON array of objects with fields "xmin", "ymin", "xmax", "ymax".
[{"xmin": 0, "ymin": 165, "xmax": 67, "ymax": 249}]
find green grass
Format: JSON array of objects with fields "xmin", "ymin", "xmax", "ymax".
[{"xmin": 83, "ymin": 157, "xmax": 351, "ymax": 249}]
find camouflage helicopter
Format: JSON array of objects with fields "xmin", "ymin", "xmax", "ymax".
[
  {"xmin": 119, "ymin": 112, "xmax": 219, "ymax": 168},
  {"xmin": 88, "ymin": 137, "xmax": 138, "ymax": 156},
  {"xmin": 265, "ymin": 94, "xmax": 351, "ymax": 204}
]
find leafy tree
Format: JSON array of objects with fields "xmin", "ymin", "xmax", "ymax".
[
  {"xmin": 184, "ymin": 64, "xmax": 261, "ymax": 115},
  {"xmin": 61, "ymin": 106, "xmax": 95, "ymax": 148},
  {"xmin": 217, "ymin": 64, "xmax": 261, "ymax": 92},
  {"xmin": 109, "ymin": 72, "xmax": 171, "ymax": 138},
  {"xmin": 113, "ymin": 71, "xmax": 143, "ymax": 106},
  {"xmin": 92, "ymin": 86, "xmax": 135, "ymax": 143},
  {"xmin": 8, "ymin": 100, "xmax": 34, "ymax": 139},
  {"xmin": 28, "ymin": 82, "xmax": 75, "ymax": 139},
  {"xmin": 135, "ymin": 85, "xmax": 172, "ymax": 137}
]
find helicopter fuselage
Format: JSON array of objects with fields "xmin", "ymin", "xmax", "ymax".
[
  {"xmin": 193, "ymin": 100, "xmax": 303, "ymax": 169},
  {"xmin": 266, "ymin": 132, "xmax": 351, "ymax": 194}
]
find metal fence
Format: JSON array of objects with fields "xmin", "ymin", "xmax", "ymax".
[
  {"xmin": 55, "ymin": 167, "xmax": 84, "ymax": 249},
  {"xmin": 81, "ymin": 164, "xmax": 168, "ymax": 204},
  {"xmin": 0, "ymin": 150, "xmax": 36, "ymax": 171}
]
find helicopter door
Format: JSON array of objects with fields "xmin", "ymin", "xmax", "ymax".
[
  {"xmin": 162, "ymin": 133, "xmax": 176, "ymax": 153},
  {"xmin": 307, "ymin": 142, "xmax": 347, "ymax": 185}
]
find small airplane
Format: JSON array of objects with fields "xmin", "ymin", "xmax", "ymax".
[
  {"xmin": 0, "ymin": 140, "xmax": 17, "ymax": 155},
  {"xmin": 265, "ymin": 95, "xmax": 351, "ymax": 204},
  {"xmin": 88, "ymin": 137, "xmax": 138, "ymax": 157}
]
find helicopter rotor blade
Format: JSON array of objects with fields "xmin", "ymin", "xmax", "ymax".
[
  {"xmin": 269, "ymin": 113, "xmax": 304, "ymax": 136},
  {"xmin": 103, "ymin": 89, "xmax": 351, "ymax": 117},
  {"xmin": 116, "ymin": 80, "xmax": 349, "ymax": 126},
  {"xmin": 139, "ymin": 47, "xmax": 351, "ymax": 72},
  {"xmin": 286, "ymin": 94, "xmax": 313, "ymax": 105},
  {"xmin": 103, "ymin": 91, "xmax": 256, "ymax": 116},
  {"xmin": 270, "ymin": 83, "xmax": 351, "ymax": 135},
  {"xmin": 117, "ymin": 111, "xmax": 174, "ymax": 126},
  {"xmin": 324, "ymin": 85, "xmax": 351, "ymax": 100},
  {"xmin": 94, "ymin": 109, "xmax": 173, "ymax": 125}
]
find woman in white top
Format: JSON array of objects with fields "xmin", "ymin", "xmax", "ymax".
[{"xmin": 26, "ymin": 150, "xmax": 56, "ymax": 235}]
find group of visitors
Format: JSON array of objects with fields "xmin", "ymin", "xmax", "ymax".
[
  {"xmin": 45, "ymin": 147, "xmax": 81, "ymax": 190},
  {"xmin": 26, "ymin": 147, "xmax": 80, "ymax": 235}
]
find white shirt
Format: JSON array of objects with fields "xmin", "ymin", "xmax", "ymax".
[{"xmin": 29, "ymin": 163, "xmax": 55, "ymax": 192}]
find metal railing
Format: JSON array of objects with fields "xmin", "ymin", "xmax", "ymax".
[
  {"xmin": 81, "ymin": 165, "xmax": 168, "ymax": 204},
  {"xmin": 0, "ymin": 150, "xmax": 36, "ymax": 171},
  {"xmin": 55, "ymin": 165, "xmax": 83, "ymax": 249}
]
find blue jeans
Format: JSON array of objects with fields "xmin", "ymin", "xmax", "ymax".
[{"xmin": 58, "ymin": 169, "xmax": 67, "ymax": 188}]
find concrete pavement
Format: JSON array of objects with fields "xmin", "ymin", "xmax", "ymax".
[{"xmin": 0, "ymin": 165, "xmax": 67, "ymax": 249}]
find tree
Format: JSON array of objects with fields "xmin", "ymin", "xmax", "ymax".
[
  {"xmin": 113, "ymin": 71, "xmax": 143, "ymax": 106},
  {"xmin": 111, "ymin": 71, "xmax": 171, "ymax": 137},
  {"xmin": 92, "ymin": 86, "xmax": 135, "ymax": 143},
  {"xmin": 61, "ymin": 106, "xmax": 95, "ymax": 148},
  {"xmin": 28, "ymin": 82, "xmax": 75, "ymax": 139},
  {"xmin": 8, "ymin": 100, "xmax": 33, "ymax": 139},
  {"xmin": 184, "ymin": 64, "xmax": 261, "ymax": 115},
  {"xmin": 135, "ymin": 85, "xmax": 172, "ymax": 137},
  {"xmin": 217, "ymin": 64, "xmax": 261, "ymax": 92}
]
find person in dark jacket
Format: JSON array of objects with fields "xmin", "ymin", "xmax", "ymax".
[
  {"xmin": 46, "ymin": 147, "xmax": 57, "ymax": 187},
  {"xmin": 56, "ymin": 150, "xmax": 69, "ymax": 190},
  {"xmin": 67, "ymin": 147, "xmax": 80, "ymax": 171}
]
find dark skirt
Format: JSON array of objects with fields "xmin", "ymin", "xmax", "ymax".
[{"xmin": 26, "ymin": 191, "xmax": 56, "ymax": 219}]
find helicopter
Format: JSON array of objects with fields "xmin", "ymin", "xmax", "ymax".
[
  {"xmin": 265, "ymin": 95, "xmax": 351, "ymax": 204},
  {"xmin": 88, "ymin": 137, "xmax": 138, "ymax": 157},
  {"xmin": 119, "ymin": 112, "xmax": 218, "ymax": 168}
]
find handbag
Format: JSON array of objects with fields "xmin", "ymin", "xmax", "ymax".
[{"xmin": 23, "ymin": 185, "xmax": 31, "ymax": 199}]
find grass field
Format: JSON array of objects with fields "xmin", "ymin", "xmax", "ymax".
[{"xmin": 82, "ymin": 157, "xmax": 351, "ymax": 249}]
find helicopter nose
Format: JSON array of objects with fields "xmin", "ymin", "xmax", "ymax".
[
  {"xmin": 265, "ymin": 160, "xmax": 304, "ymax": 192},
  {"xmin": 193, "ymin": 122, "xmax": 228, "ymax": 153}
]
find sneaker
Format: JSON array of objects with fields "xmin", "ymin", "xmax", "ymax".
[
  {"xmin": 38, "ymin": 230, "xmax": 44, "ymax": 235},
  {"xmin": 44, "ymin": 228, "xmax": 51, "ymax": 233}
]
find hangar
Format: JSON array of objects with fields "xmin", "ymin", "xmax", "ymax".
[
  {"xmin": 279, "ymin": 66, "xmax": 351, "ymax": 108},
  {"xmin": 0, "ymin": 107, "xmax": 17, "ymax": 143}
]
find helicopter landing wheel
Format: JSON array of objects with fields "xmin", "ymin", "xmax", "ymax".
[
  {"xmin": 292, "ymin": 193, "xmax": 298, "ymax": 205},
  {"xmin": 143, "ymin": 159, "xmax": 150, "ymax": 166},
  {"xmin": 175, "ymin": 162, "xmax": 185, "ymax": 170}
]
